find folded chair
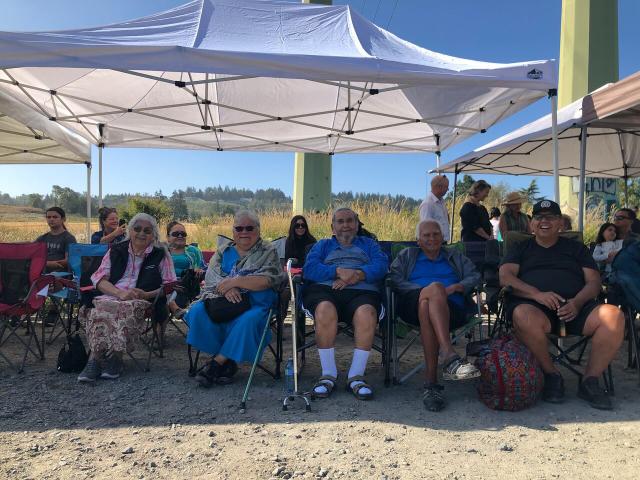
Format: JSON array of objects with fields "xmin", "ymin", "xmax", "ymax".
[{"xmin": 0, "ymin": 242, "xmax": 51, "ymax": 372}]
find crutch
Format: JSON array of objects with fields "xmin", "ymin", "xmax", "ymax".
[
  {"xmin": 239, "ymin": 306, "xmax": 273, "ymax": 413},
  {"xmin": 282, "ymin": 258, "xmax": 311, "ymax": 412}
]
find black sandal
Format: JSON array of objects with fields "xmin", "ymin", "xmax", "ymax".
[
  {"xmin": 312, "ymin": 375, "xmax": 337, "ymax": 399},
  {"xmin": 346, "ymin": 375, "xmax": 374, "ymax": 401}
]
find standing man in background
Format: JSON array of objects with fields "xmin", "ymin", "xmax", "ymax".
[{"xmin": 419, "ymin": 175, "xmax": 450, "ymax": 243}]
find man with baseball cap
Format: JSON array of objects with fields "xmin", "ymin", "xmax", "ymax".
[{"xmin": 499, "ymin": 200, "xmax": 624, "ymax": 410}]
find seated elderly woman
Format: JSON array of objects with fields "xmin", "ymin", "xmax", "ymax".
[
  {"xmin": 389, "ymin": 220, "xmax": 481, "ymax": 412},
  {"xmin": 185, "ymin": 210, "xmax": 282, "ymax": 387},
  {"xmin": 77, "ymin": 213, "xmax": 177, "ymax": 383}
]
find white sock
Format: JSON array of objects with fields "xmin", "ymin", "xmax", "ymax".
[
  {"xmin": 315, "ymin": 348, "xmax": 337, "ymax": 395},
  {"xmin": 348, "ymin": 349, "xmax": 371, "ymax": 395}
]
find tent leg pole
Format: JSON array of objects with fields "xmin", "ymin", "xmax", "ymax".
[
  {"xmin": 86, "ymin": 163, "xmax": 92, "ymax": 242},
  {"xmin": 450, "ymin": 170, "xmax": 458, "ymax": 242},
  {"xmin": 550, "ymin": 90, "xmax": 560, "ymax": 203},
  {"xmin": 435, "ymin": 134, "xmax": 441, "ymax": 172},
  {"xmin": 98, "ymin": 145, "xmax": 103, "ymax": 208},
  {"xmin": 578, "ymin": 127, "xmax": 587, "ymax": 232}
]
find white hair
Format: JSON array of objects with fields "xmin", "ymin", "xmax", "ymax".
[
  {"xmin": 126, "ymin": 212, "xmax": 162, "ymax": 246},
  {"xmin": 234, "ymin": 209, "xmax": 260, "ymax": 228},
  {"xmin": 331, "ymin": 207, "xmax": 357, "ymax": 224},
  {"xmin": 415, "ymin": 219, "xmax": 442, "ymax": 239}
]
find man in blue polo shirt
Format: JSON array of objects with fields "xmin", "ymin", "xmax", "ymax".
[
  {"xmin": 303, "ymin": 208, "xmax": 388, "ymax": 401},
  {"xmin": 389, "ymin": 220, "xmax": 481, "ymax": 411}
]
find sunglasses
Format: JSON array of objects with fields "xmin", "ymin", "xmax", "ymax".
[
  {"xmin": 614, "ymin": 215, "xmax": 630, "ymax": 221},
  {"xmin": 234, "ymin": 225, "xmax": 255, "ymax": 232},
  {"xmin": 170, "ymin": 231, "xmax": 187, "ymax": 238},
  {"xmin": 133, "ymin": 226, "xmax": 153, "ymax": 235},
  {"xmin": 532, "ymin": 214, "xmax": 560, "ymax": 222},
  {"xmin": 294, "ymin": 223, "xmax": 307, "ymax": 229}
]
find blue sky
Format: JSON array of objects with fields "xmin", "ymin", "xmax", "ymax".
[{"xmin": 1, "ymin": 0, "xmax": 639, "ymax": 200}]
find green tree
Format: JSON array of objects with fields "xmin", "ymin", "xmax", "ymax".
[
  {"xmin": 445, "ymin": 174, "xmax": 475, "ymax": 201},
  {"xmin": 120, "ymin": 197, "xmax": 172, "ymax": 224},
  {"xmin": 27, "ymin": 193, "xmax": 45, "ymax": 210},
  {"xmin": 518, "ymin": 179, "xmax": 545, "ymax": 204},
  {"xmin": 169, "ymin": 190, "xmax": 189, "ymax": 220}
]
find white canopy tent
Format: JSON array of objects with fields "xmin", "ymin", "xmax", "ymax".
[
  {"xmin": 437, "ymin": 71, "xmax": 640, "ymax": 231},
  {"xmin": 0, "ymin": 89, "xmax": 92, "ymax": 237},
  {"xmin": 0, "ymin": 0, "xmax": 558, "ymax": 204}
]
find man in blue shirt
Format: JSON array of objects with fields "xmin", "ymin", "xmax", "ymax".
[
  {"xmin": 389, "ymin": 220, "xmax": 481, "ymax": 412},
  {"xmin": 303, "ymin": 208, "xmax": 388, "ymax": 401}
]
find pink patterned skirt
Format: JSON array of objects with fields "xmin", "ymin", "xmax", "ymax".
[{"xmin": 85, "ymin": 297, "xmax": 151, "ymax": 355}]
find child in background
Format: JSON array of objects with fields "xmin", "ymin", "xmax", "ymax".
[{"xmin": 592, "ymin": 222, "xmax": 623, "ymax": 279}]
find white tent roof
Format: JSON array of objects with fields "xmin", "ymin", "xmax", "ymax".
[
  {"xmin": 438, "ymin": 72, "xmax": 640, "ymax": 178},
  {"xmin": 0, "ymin": 0, "xmax": 556, "ymax": 155},
  {"xmin": 0, "ymin": 89, "xmax": 90, "ymax": 164}
]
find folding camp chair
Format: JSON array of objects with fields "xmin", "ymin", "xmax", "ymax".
[
  {"xmin": 0, "ymin": 242, "xmax": 73, "ymax": 372},
  {"xmin": 496, "ymin": 231, "xmax": 614, "ymax": 394},
  {"xmin": 387, "ymin": 242, "xmax": 484, "ymax": 385},
  {"xmin": 292, "ymin": 275, "xmax": 392, "ymax": 387},
  {"xmin": 186, "ymin": 296, "xmax": 285, "ymax": 383}
]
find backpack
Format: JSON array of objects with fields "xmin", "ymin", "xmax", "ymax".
[
  {"xmin": 475, "ymin": 335, "xmax": 543, "ymax": 411},
  {"xmin": 57, "ymin": 334, "xmax": 89, "ymax": 373}
]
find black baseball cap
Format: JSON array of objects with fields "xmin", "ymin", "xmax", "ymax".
[{"xmin": 532, "ymin": 200, "xmax": 561, "ymax": 216}]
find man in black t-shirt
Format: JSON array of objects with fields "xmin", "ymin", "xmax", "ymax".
[{"xmin": 500, "ymin": 200, "xmax": 624, "ymax": 410}]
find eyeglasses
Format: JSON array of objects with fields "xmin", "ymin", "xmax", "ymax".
[
  {"xmin": 294, "ymin": 223, "xmax": 306, "ymax": 229},
  {"xmin": 532, "ymin": 214, "xmax": 560, "ymax": 222},
  {"xmin": 614, "ymin": 215, "xmax": 630, "ymax": 221},
  {"xmin": 133, "ymin": 226, "xmax": 153, "ymax": 235},
  {"xmin": 234, "ymin": 225, "xmax": 255, "ymax": 232},
  {"xmin": 170, "ymin": 231, "xmax": 187, "ymax": 238}
]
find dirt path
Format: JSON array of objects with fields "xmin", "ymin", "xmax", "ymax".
[{"xmin": 1, "ymin": 324, "xmax": 639, "ymax": 480}]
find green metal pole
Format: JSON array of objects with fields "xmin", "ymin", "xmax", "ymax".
[
  {"xmin": 558, "ymin": 0, "xmax": 618, "ymax": 215},
  {"xmin": 293, "ymin": 0, "xmax": 333, "ymax": 214}
]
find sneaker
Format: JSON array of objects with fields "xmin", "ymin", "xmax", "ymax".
[
  {"xmin": 442, "ymin": 355, "xmax": 481, "ymax": 381},
  {"xmin": 577, "ymin": 376, "xmax": 613, "ymax": 410},
  {"xmin": 422, "ymin": 383, "xmax": 445, "ymax": 412},
  {"xmin": 542, "ymin": 372, "xmax": 565, "ymax": 403},
  {"xmin": 195, "ymin": 359, "xmax": 222, "ymax": 388},
  {"xmin": 78, "ymin": 358, "xmax": 101, "ymax": 383},
  {"xmin": 216, "ymin": 359, "xmax": 238, "ymax": 385},
  {"xmin": 100, "ymin": 354, "xmax": 123, "ymax": 379}
]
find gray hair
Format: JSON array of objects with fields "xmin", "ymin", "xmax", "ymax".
[
  {"xmin": 126, "ymin": 212, "xmax": 162, "ymax": 246},
  {"xmin": 430, "ymin": 175, "xmax": 449, "ymax": 188},
  {"xmin": 234, "ymin": 209, "xmax": 260, "ymax": 228},
  {"xmin": 331, "ymin": 207, "xmax": 357, "ymax": 224},
  {"xmin": 416, "ymin": 219, "xmax": 442, "ymax": 239}
]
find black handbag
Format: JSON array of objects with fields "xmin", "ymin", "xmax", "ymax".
[
  {"xmin": 204, "ymin": 294, "xmax": 251, "ymax": 324},
  {"xmin": 57, "ymin": 334, "xmax": 89, "ymax": 373}
]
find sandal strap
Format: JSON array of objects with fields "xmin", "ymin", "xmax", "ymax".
[
  {"xmin": 443, "ymin": 355, "xmax": 464, "ymax": 373},
  {"xmin": 346, "ymin": 375, "xmax": 366, "ymax": 385},
  {"xmin": 314, "ymin": 375, "xmax": 337, "ymax": 390}
]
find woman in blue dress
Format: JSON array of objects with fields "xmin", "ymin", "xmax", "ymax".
[{"xmin": 185, "ymin": 210, "xmax": 282, "ymax": 387}]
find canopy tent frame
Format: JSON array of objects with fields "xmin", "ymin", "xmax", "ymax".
[
  {"xmin": 437, "ymin": 71, "xmax": 640, "ymax": 239},
  {"xmin": 0, "ymin": 0, "xmax": 558, "ymax": 206}
]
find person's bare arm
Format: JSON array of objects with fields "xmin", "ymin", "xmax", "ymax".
[
  {"xmin": 499, "ymin": 262, "xmax": 564, "ymax": 309},
  {"xmin": 498, "ymin": 216, "xmax": 507, "ymax": 239},
  {"xmin": 96, "ymin": 278, "xmax": 145, "ymax": 301},
  {"xmin": 216, "ymin": 275, "xmax": 271, "ymax": 294},
  {"xmin": 474, "ymin": 227, "xmax": 492, "ymax": 240},
  {"xmin": 557, "ymin": 268, "xmax": 601, "ymax": 322}
]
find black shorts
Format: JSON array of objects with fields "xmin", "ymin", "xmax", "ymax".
[
  {"xmin": 397, "ymin": 289, "xmax": 468, "ymax": 330},
  {"xmin": 302, "ymin": 283, "xmax": 381, "ymax": 322},
  {"xmin": 505, "ymin": 297, "xmax": 599, "ymax": 336}
]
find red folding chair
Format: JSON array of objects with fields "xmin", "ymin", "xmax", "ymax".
[{"xmin": 0, "ymin": 242, "xmax": 71, "ymax": 372}]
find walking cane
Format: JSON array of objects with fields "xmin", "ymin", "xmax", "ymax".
[{"xmin": 282, "ymin": 258, "xmax": 311, "ymax": 412}]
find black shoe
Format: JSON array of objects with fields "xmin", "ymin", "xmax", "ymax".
[
  {"xmin": 542, "ymin": 372, "xmax": 565, "ymax": 403},
  {"xmin": 422, "ymin": 383, "xmax": 445, "ymax": 412},
  {"xmin": 216, "ymin": 359, "xmax": 238, "ymax": 385},
  {"xmin": 194, "ymin": 359, "xmax": 222, "ymax": 388},
  {"xmin": 578, "ymin": 376, "xmax": 613, "ymax": 410}
]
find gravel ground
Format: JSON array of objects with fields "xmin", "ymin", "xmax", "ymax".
[{"xmin": 1, "ymin": 319, "xmax": 639, "ymax": 480}]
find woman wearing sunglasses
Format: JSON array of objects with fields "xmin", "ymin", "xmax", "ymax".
[
  {"xmin": 78, "ymin": 213, "xmax": 177, "ymax": 383},
  {"xmin": 185, "ymin": 210, "xmax": 282, "ymax": 387},
  {"xmin": 285, "ymin": 215, "xmax": 317, "ymax": 265},
  {"xmin": 166, "ymin": 221, "xmax": 205, "ymax": 319}
]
